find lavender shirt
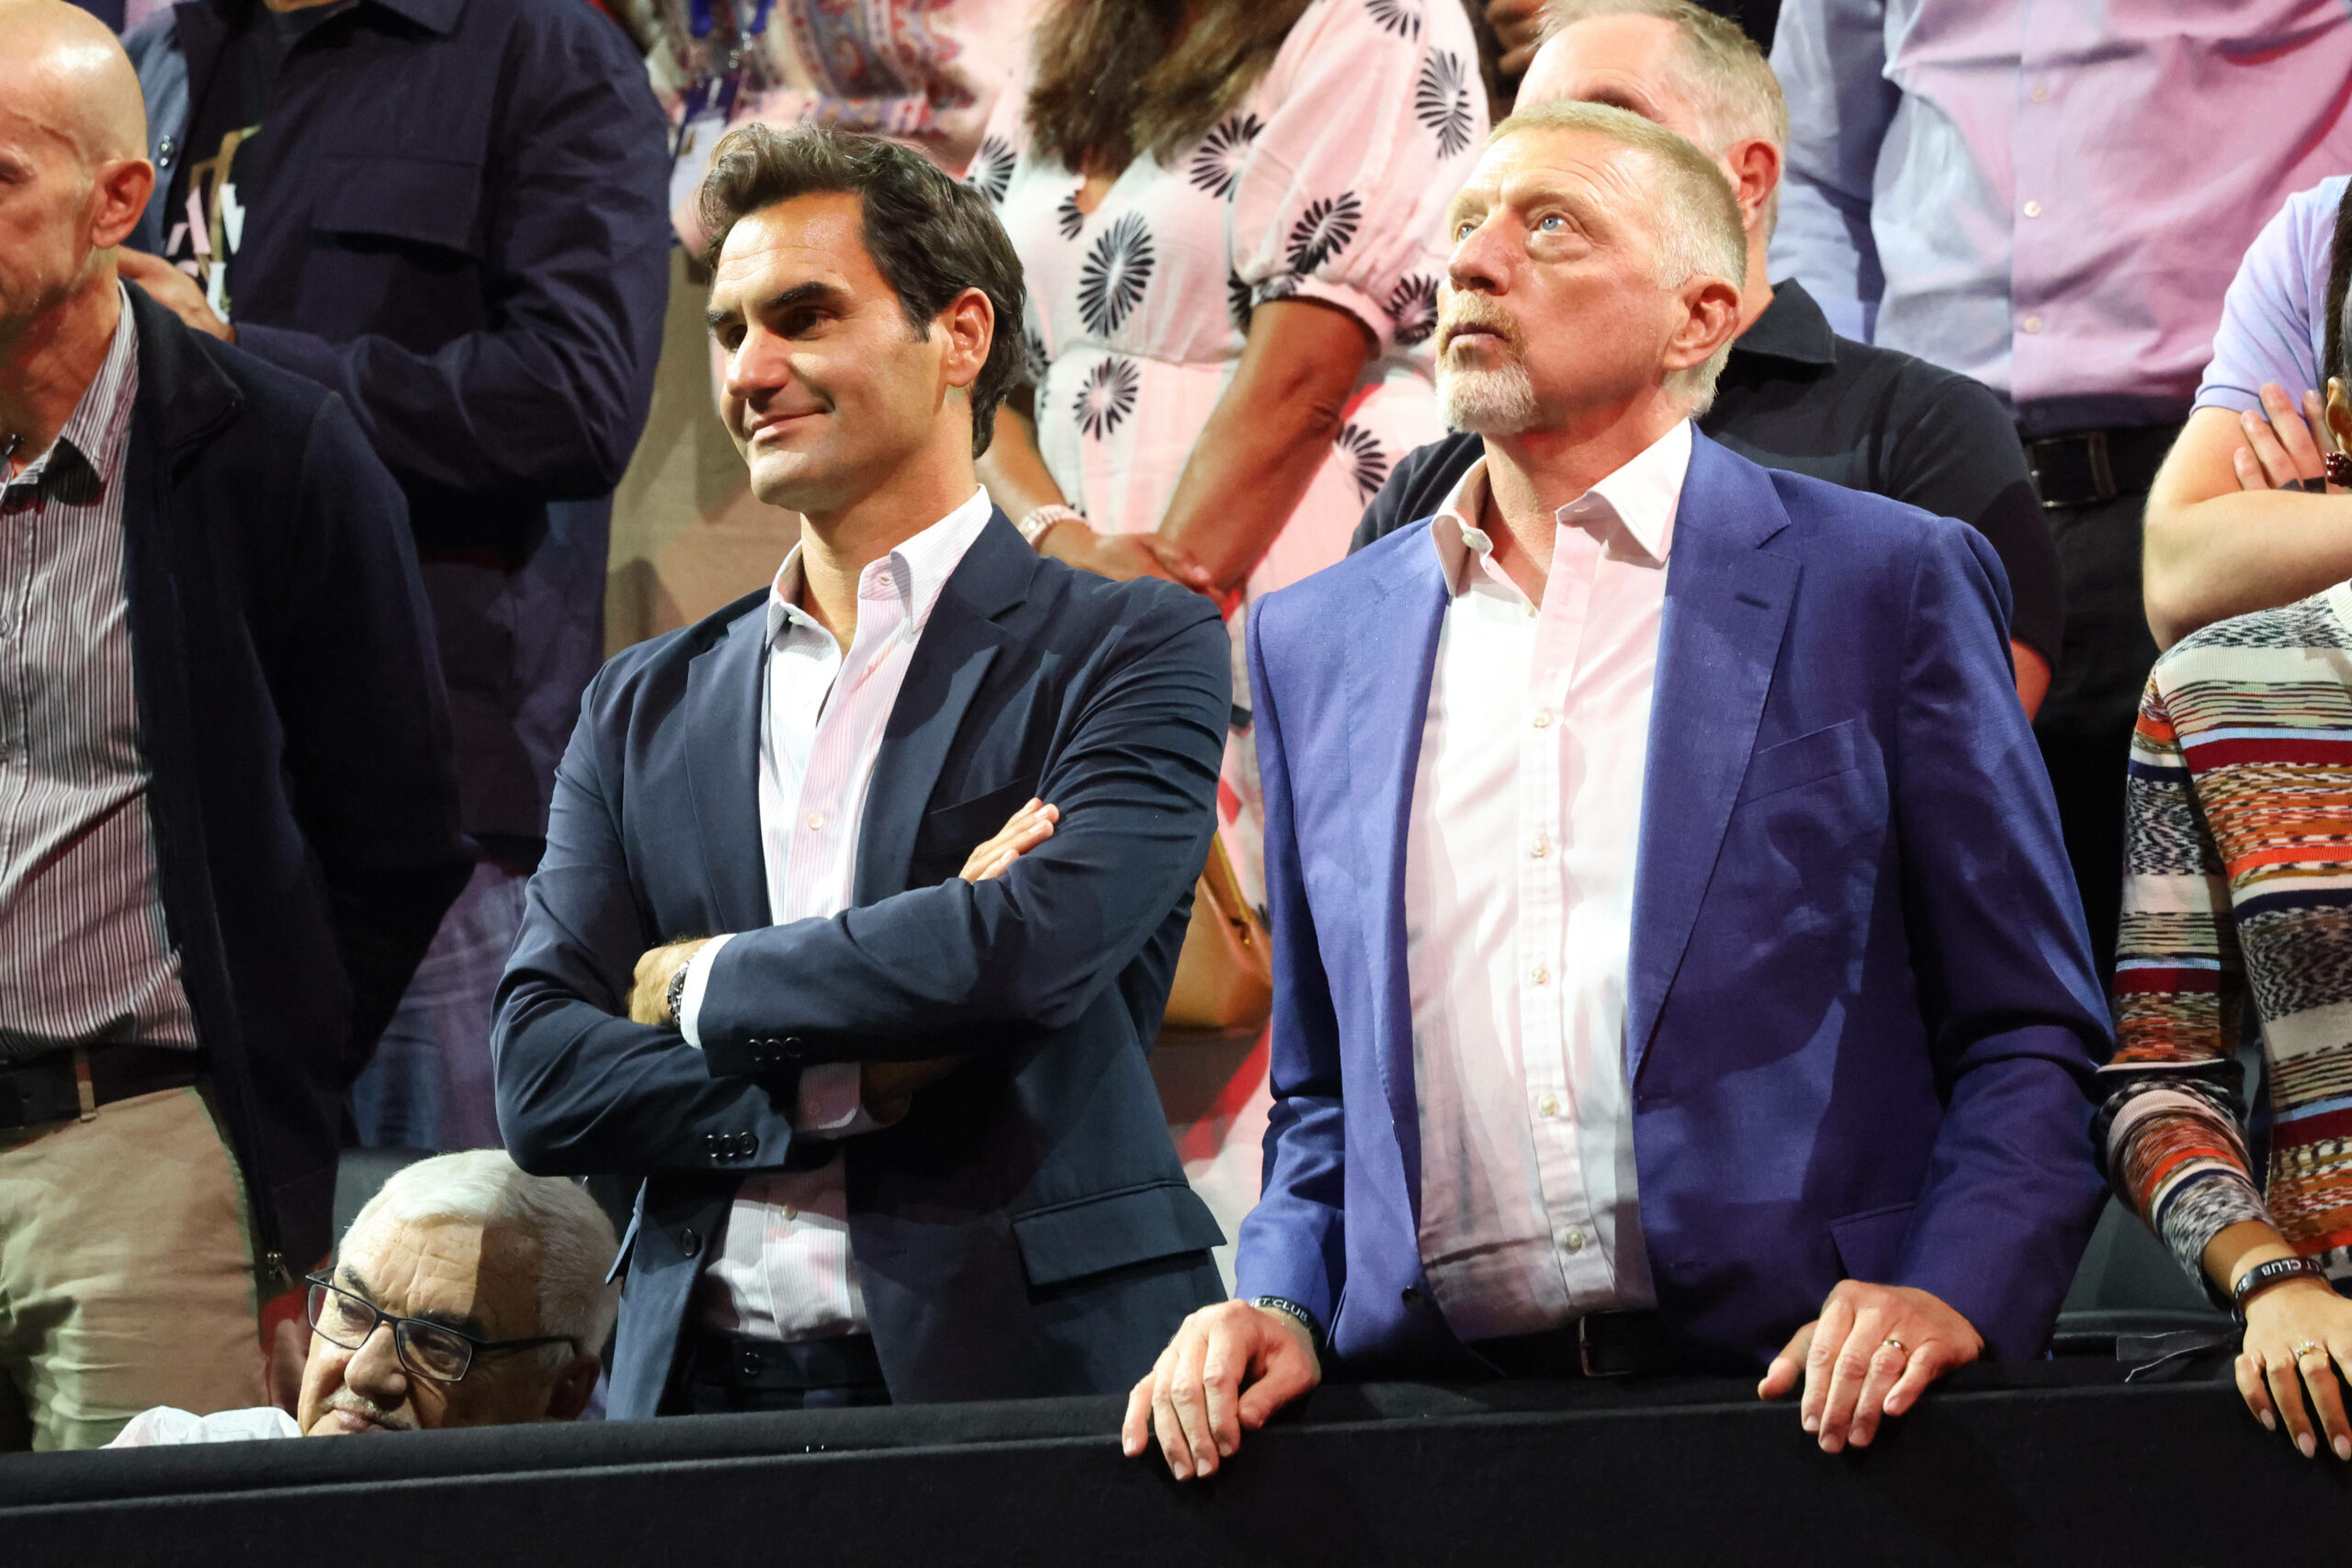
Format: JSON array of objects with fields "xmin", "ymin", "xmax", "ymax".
[{"xmin": 2195, "ymin": 175, "xmax": 2349, "ymax": 415}]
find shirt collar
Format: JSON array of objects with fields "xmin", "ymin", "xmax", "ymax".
[
  {"xmin": 1428, "ymin": 420, "xmax": 1694, "ymax": 592},
  {"xmin": 765, "ymin": 487, "xmax": 995, "ymax": 649},
  {"xmin": 5, "ymin": 285, "xmax": 139, "ymax": 498},
  {"xmin": 1727, "ymin": 277, "xmax": 1837, "ymax": 369}
]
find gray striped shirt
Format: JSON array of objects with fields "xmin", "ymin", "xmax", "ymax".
[{"xmin": 0, "ymin": 291, "xmax": 198, "ymax": 1060}]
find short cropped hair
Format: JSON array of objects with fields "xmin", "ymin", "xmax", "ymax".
[
  {"xmin": 1489, "ymin": 101, "xmax": 1747, "ymax": 412},
  {"xmin": 696, "ymin": 123, "xmax": 1025, "ymax": 458},
  {"xmin": 346, "ymin": 1151, "xmax": 620, "ymax": 1367},
  {"xmin": 1538, "ymin": 0, "xmax": 1787, "ymax": 234}
]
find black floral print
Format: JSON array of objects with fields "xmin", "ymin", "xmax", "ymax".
[
  {"xmin": 1386, "ymin": 275, "xmax": 1440, "ymax": 346},
  {"xmin": 1416, "ymin": 51, "xmax": 1476, "ymax": 160},
  {"xmin": 1335, "ymin": 423, "xmax": 1391, "ymax": 502},
  {"xmin": 1057, "ymin": 189, "xmax": 1085, "ymax": 241},
  {"xmin": 1187, "ymin": 113, "xmax": 1265, "ymax": 199},
  {"xmin": 1365, "ymin": 0, "xmax": 1419, "ymax": 38},
  {"xmin": 1023, "ymin": 323, "xmax": 1051, "ymax": 387},
  {"xmin": 967, "ymin": 135, "xmax": 1015, "ymax": 203},
  {"xmin": 1077, "ymin": 212, "xmax": 1157, "ymax": 335},
  {"xmin": 1285, "ymin": 193, "xmax": 1363, "ymax": 274},
  {"xmin": 1227, "ymin": 271, "xmax": 1255, "ymax": 332},
  {"xmin": 1252, "ymin": 274, "xmax": 1305, "ymax": 309},
  {"xmin": 1075, "ymin": 356, "xmax": 1140, "ymax": 439}
]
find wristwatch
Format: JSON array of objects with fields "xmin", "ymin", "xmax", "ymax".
[
  {"xmin": 665, "ymin": 961, "xmax": 692, "ymax": 1030},
  {"xmin": 2233, "ymin": 1255, "xmax": 2332, "ymax": 1314}
]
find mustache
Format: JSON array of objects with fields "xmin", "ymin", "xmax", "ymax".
[
  {"xmin": 325, "ymin": 1388, "xmax": 417, "ymax": 1431},
  {"xmin": 1437, "ymin": 297, "xmax": 1525, "ymax": 356}
]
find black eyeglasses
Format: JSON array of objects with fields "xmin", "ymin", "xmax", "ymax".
[{"xmin": 304, "ymin": 1273, "xmax": 574, "ymax": 1385}]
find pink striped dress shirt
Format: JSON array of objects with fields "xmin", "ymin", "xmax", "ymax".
[{"xmin": 677, "ymin": 488, "xmax": 995, "ymax": 1342}]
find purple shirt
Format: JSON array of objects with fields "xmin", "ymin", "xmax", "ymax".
[
  {"xmin": 1770, "ymin": 1, "xmax": 2352, "ymax": 432},
  {"xmin": 2195, "ymin": 175, "xmax": 2349, "ymax": 416}
]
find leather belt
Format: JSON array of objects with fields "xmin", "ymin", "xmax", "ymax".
[
  {"xmin": 1474, "ymin": 1310, "xmax": 1676, "ymax": 1379},
  {"xmin": 2022, "ymin": 422, "xmax": 2185, "ymax": 511},
  {"xmin": 686, "ymin": 1329, "xmax": 887, "ymax": 1393},
  {"xmin": 0, "ymin": 1044, "xmax": 202, "ymax": 1133}
]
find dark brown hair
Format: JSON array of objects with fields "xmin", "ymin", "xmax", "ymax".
[
  {"xmin": 697, "ymin": 123, "xmax": 1026, "ymax": 457},
  {"xmin": 1024, "ymin": 0, "xmax": 1316, "ymax": 174}
]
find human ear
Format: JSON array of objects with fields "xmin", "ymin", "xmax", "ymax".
[
  {"xmin": 936, "ymin": 286, "xmax": 995, "ymax": 393},
  {"xmin": 544, "ymin": 1354, "xmax": 601, "ymax": 1422},
  {"xmin": 1719, "ymin": 139, "xmax": 1780, "ymax": 236},
  {"xmin": 1663, "ymin": 274, "xmax": 1743, "ymax": 375},
  {"xmin": 90, "ymin": 157, "xmax": 154, "ymax": 251}
]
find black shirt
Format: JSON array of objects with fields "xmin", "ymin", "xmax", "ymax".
[{"xmin": 1350, "ymin": 278, "xmax": 2064, "ymax": 665}]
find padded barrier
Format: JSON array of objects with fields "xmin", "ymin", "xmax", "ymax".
[{"xmin": 3, "ymin": 1359, "xmax": 2346, "ymax": 1565}]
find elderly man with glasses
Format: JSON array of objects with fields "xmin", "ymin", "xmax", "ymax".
[{"xmin": 107, "ymin": 1152, "xmax": 617, "ymax": 1444}]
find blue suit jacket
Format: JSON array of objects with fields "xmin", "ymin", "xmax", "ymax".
[
  {"xmin": 494, "ymin": 516, "xmax": 1228, "ymax": 1416},
  {"xmin": 1234, "ymin": 433, "xmax": 2109, "ymax": 1374}
]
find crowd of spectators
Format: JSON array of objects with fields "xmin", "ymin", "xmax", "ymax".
[{"xmin": 5, "ymin": 0, "xmax": 2352, "ymax": 1489}]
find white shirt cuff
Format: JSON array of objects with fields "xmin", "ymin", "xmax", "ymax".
[
  {"xmin": 675, "ymin": 933, "xmax": 734, "ymax": 1050},
  {"xmin": 796, "ymin": 1063, "xmax": 879, "ymax": 1137}
]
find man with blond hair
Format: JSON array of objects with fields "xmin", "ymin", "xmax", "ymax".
[
  {"xmin": 1354, "ymin": 0, "xmax": 2061, "ymax": 717},
  {"xmin": 1125, "ymin": 102, "xmax": 2106, "ymax": 1478},
  {"xmin": 0, "ymin": 0, "xmax": 465, "ymax": 1450}
]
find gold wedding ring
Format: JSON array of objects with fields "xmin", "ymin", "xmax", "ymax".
[{"xmin": 1882, "ymin": 1337, "xmax": 1907, "ymax": 1356}]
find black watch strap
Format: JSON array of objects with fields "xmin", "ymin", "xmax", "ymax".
[{"xmin": 2233, "ymin": 1255, "xmax": 2332, "ymax": 1313}]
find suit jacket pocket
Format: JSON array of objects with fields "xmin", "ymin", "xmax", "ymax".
[
  {"xmin": 1011, "ymin": 1180, "xmax": 1227, "ymax": 1291},
  {"xmin": 1735, "ymin": 719, "xmax": 1865, "ymax": 807},
  {"xmin": 1829, "ymin": 1201, "xmax": 1917, "ymax": 1284}
]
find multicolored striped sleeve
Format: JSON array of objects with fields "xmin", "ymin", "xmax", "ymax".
[{"xmin": 2097, "ymin": 673, "xmax": 2269, "ymax": 1291}]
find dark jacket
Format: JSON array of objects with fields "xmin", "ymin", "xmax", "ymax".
[
  {"xmin": 119, "ymin": 284, "xmax": 472, "ymax": 1272},
  {"xmin": 124, "ymin": 0, "xmax": 672, "ymax": 841},
  {"xmin": 495, "ymin": 516, "xmax": 1230, "ymax": 1417}
]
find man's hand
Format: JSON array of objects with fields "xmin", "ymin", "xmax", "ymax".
[
  {"xmin": 628, "ymin": 937, "xmax": 712, "ymax": 1026},
  {"xmin": 117, "ymin": 249, "xmax": 234, "ymax": 343},
  {"xmin": 958, "ymin": 798, "xmax": 1058, "ymax": 882},
  {"xmin": 2233, "ymin": 382, "xmax": 2337, "ymax": 493},
  {"xmin": 1121, "ymin": 1300, "xmax": 1321, "ymax": 1480},
  {"xmin": 1488, "ymin": 0, "xmax": 1549, "ymax": 75},
  {"xmin": 1757, "ymin": 1281, "xmax": 1983, "ymax": 1452}
]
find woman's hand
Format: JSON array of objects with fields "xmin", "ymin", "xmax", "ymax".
[
  {"xmin": 2233, "ymin": 383, "xmax": 2337, "ymax": 493},
  {"xmin": 1040, "ymin": 521, "xmax": 1219, "ymax": 595},
  {"xmin": 957, "ymin": 799, "xmax": 1059, "ymax": 883},
  {"xmin": 2237, "ymin": 1276, "xmax": 2352, "ymax": 1459}
]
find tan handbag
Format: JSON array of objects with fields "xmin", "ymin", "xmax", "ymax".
[{"xmin": 1161, "ymin": 832, "xmax": 1274, "ymax": 1034}]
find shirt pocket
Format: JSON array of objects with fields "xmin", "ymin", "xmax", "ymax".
[
  {"xmin": 299, "ymin": 154, "xmax": 488, "ymax": 344},
  {"xmin": 313, "ymin": 152, "xmax": 486, "ymax": 256}
]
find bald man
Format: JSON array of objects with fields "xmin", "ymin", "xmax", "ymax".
[{"xmin": 0, "ymin": 0, "xmax": 468, "ymax": 1450}]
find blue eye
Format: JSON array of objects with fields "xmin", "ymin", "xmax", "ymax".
[{"xmin": 1538, "ymin": 214, "xmax": 1566, "ymax": 232}]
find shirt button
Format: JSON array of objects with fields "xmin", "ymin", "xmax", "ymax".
[
  {"xmin": 1560, "ymin": 1226, "xmax": 1587, "ymax": 1253},
  {"xmin": 2030, "ymin": 83, "xmax": 2050, "ymax": 103},
  {"xmin": 1522, "ymin": 602, "xmax": 1538, "ymax": 619},
  {"xmin": 1530, "ymin": 835, "xmax": 1550, "ymax": 859},
  {"xmin": 1532, "ymin": 710, "xmax": 1553, "ymax": 728},
  {"xmin": 1529, "ymin": 964, "xmax": 1551, "ymax": 987},
  {"xmin": 2020, "ymin": 315, "xmax": 2043, "ymax": 334},
  {"xmin": 2021, "ymin": 199, "xmax": 2042, "ymax": 219},
  {"xmin": 876, "ymin": 572, "xmax": 894, "ymax": 590},
  {"xmin": 806, "ymin": 812, "xmax": 824, "ymax": 830},
  {"xmin": 1537, "ymin": 1093, "xmax": 1560, "ymax": 1118},
  {"xmin": 782, "ymin": 1205, "xmax": 798, "ymax": 1220}
]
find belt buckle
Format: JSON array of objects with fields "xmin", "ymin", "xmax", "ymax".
[{"xmin": 1577, "ymin": 1314, "xmax": 1629, "ymax": 1378}]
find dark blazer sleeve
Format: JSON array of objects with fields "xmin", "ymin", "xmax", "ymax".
[
  {"xmin": 1884, "ymin": 520, "xmax": 2109, "ymax": 1355},
  {"xmin": 269, "ymin": 391, "xmax": 471, "ymax": 1059},
  {"xmin": 1349, "ymin": 433, "xmax": 1483, "ymax": 556},
  {"xmin": 693, "ymin": 594, "xmax": 1230, "ymax": 1067},
  {"xmin": 493, "ymin": 667, "xmax": 804, "ymax": 1177},
  {"xmin": 232, "ymin": 14, "xmax": 669, "ymax": 503},
  {"xmin": 1230, "ymin": 601, "xmax": 1349, "ymax": 1329}
]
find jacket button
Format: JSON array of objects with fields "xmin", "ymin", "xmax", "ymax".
[
  {"xmin": 783, "ymin": 1036, "xmax": 806, "ymax": 1056},
  {"xmin": 1401, "ymin": 1286, "xmax": 1424, "ymax": 1310},
  {"xmin": 678, "ymin": 1227, "xmax": 701, "ymax": 1256}
]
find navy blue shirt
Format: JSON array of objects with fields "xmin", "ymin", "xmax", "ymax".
[
  {"xmin": 127, "ymin": 0, "xmax": 672, "ymax": 843},
  {"xmin": 1350, "ymin": 278, "xmax": 2064, "ymax": 667}
]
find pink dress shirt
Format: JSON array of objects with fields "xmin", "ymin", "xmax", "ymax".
[
  {"xmin": 676, "ymin": 488, "xmax": 995, "ymax": 1341},
  {"xmin": 1404, "ymin": 423, "xmax": 1691, "ymax": 1342}
]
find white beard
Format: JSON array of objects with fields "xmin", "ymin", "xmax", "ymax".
[{"xmin": 1437, "ymin": 358, "xmax": 1539, "ymax": 434}]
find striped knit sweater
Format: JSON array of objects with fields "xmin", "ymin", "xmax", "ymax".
[{"xmin": 2101, "ymin": 582, "xmax": 2352, "ymax": 1294}]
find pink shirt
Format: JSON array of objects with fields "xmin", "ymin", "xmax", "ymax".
[
  {"xmin": 678, "ymin": 489, "xmax": 994, "ymax": 1341},
  {"xmin": 1403, "ymin": 423, "xmax": 1690, "ymax": 1342}
]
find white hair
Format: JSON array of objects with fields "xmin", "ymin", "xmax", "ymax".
[
  {"xmin": 345, "ymin": 1150, "xmax": 619, "ymax": 1370},
  {"xmin": 1488, "ymin": 100, "xmax": 1747, "ymax": 414}
]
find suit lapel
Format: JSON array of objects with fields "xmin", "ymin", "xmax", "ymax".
[
  {"xmin": 682, "ymin": 604, "xmax": 771, "ymax": 931},
  {"xmin": 854, "ymin": 514, "xmax": 1030, "ymax": 904},
  {"xmin": 1341, "ymin": 534, "xmax": 1451, "ymax": 1215},
  {"xmin": 1625, "ymin": 436, "xmax": 1799, "ymax": 1083}
]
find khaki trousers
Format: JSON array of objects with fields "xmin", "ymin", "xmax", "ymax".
[{"xmin": 0, "ymin": 1084, "xmax": 266, "ymax": 1450}]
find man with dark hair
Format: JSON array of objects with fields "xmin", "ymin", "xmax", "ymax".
[
  {"xmin": 114, "ymin": 0, "xmax": 671, "ymax": 1154},
  {"xmin": 0, "ymin": 0, "xmax": 466, "ymax": 1449},
  {"xmin": 1352, "ymin": 2, "xmax": 2063, "ymax": 717},
  {"xmin": 494, "ymin": 124, "xmax": 1230, "ymax": 1417}
]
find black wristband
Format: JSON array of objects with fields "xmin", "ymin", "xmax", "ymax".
[
  {"xmin": 2233, "ymin": 1255, "xmax": 2332, "ymax": 1313},
  {"xmin": 1251, "ymin": 1295, "xmax": 1324, "ymax": 1351}
]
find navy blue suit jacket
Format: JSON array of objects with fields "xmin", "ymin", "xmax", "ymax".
[
  {"xmin": 494, "ymin": 515, "xmax": 1229, "ymax": 1416},
  {"xmin": 1235, "ymin": 432, "xmax": 2109, "ymax": 1374}
]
